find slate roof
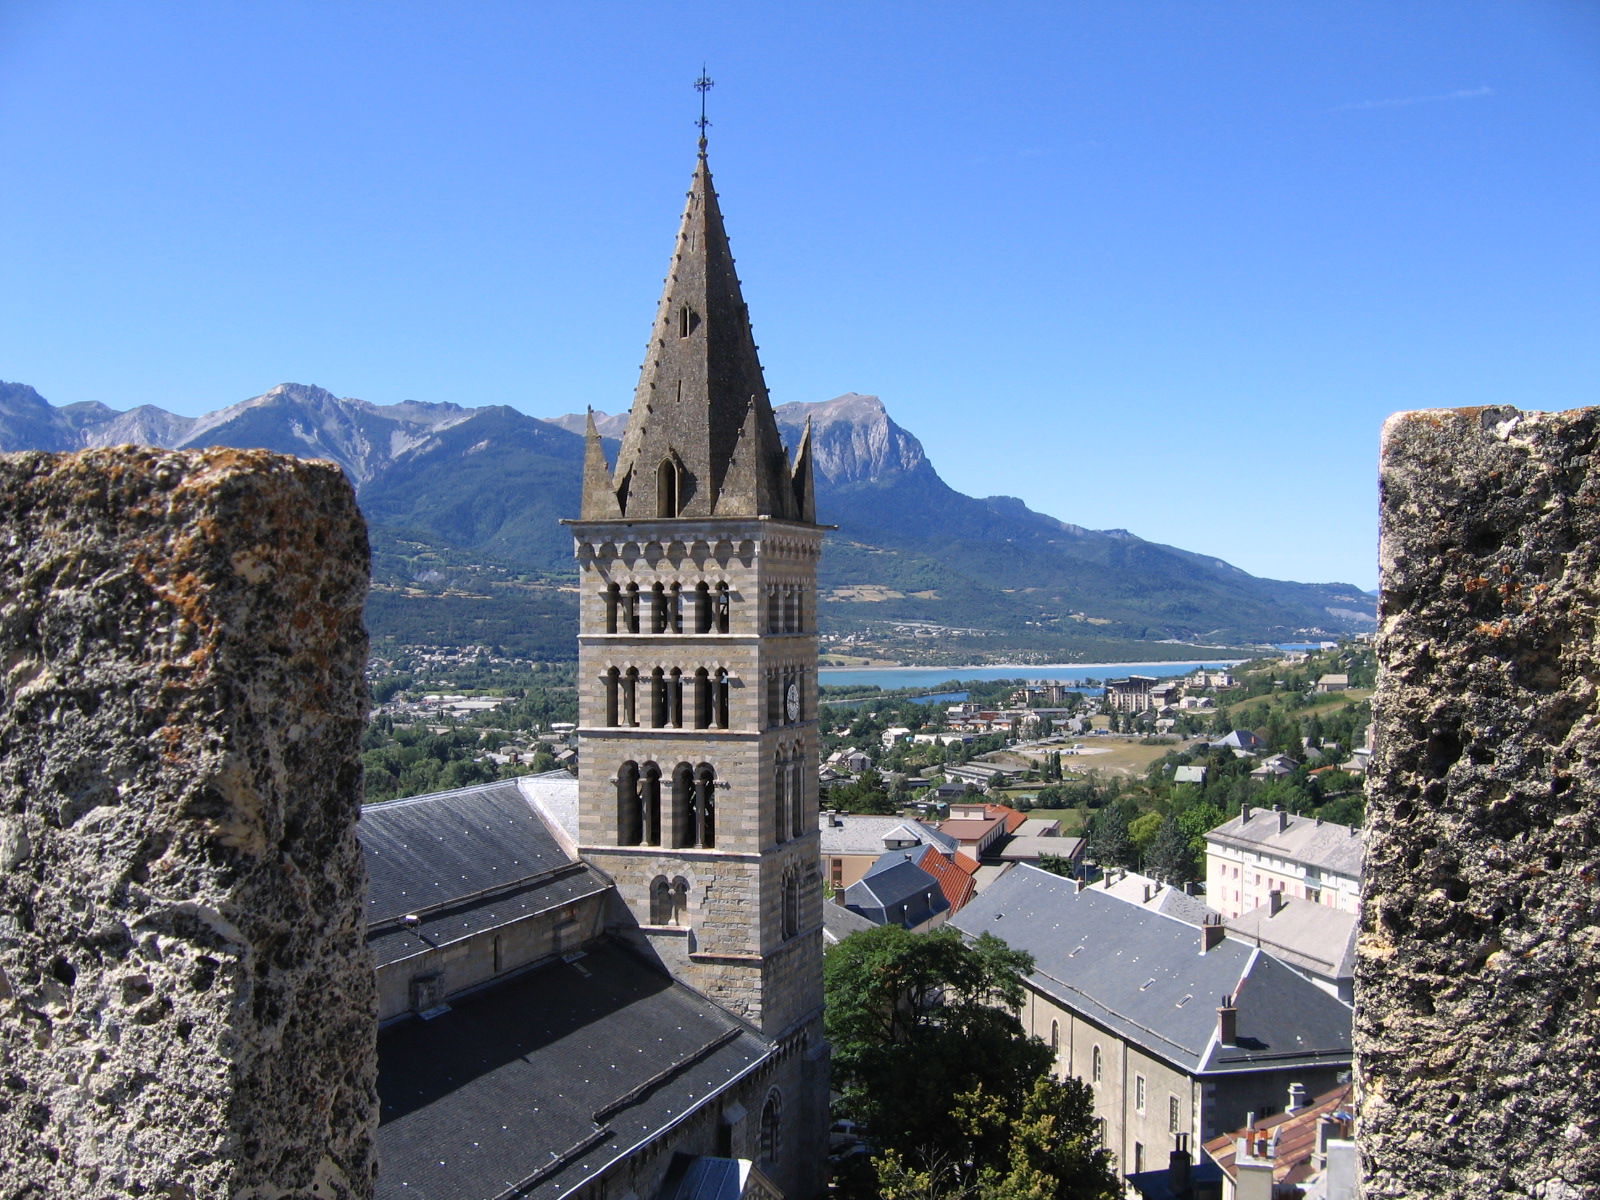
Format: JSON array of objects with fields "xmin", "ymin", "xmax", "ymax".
[
  {"xmin": 377, "ymin": 942, "xmax": 770, "ymax": 1200},
  {"xmin": 361, "ymin": 778, "xmax": 607, "ymax": 969},
  {"xmin": 845, "ymin": 855, "xmax": 949, "ymax": 928},
  {"xmin": 819, "ymin": 813, "xmax": 956, "ymax": 856},
  {"xmin": 1204, "ymin": 809, "xmax": 1366, "ymax": 879},
  {"xmin": 822, "ymin": 899, "xmax": 880, "ymax": 945},
  {"xmin": 949, "ymin": 866, "xmax": 1352, "ymax": 1076},
  {"xmin": 1098, "ymin": 870, "xmax": 1219, "ymax": 926}
]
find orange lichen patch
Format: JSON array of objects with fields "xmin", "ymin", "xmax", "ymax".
[
  {"xmin": 1464, "ymin": 576, "xmax": 1492, "ymax": 593},
  {"xmin": 1475, "ymin": 619, "xmax": 1513, "ymax": 637}
]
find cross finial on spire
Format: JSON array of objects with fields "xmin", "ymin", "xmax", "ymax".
[{"xmin": 695, "ymin": 66, "xmax": 714, "ymax": 153}]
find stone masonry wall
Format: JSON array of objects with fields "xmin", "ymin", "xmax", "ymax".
[
  {"xmin": 1359, "ymin": 407, "xmax": 1600, "ymax": 1198},
  {"xmin": 0, "ymin": 449, "xmax": 377, "ymax": 1199}
]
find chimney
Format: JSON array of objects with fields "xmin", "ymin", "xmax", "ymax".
[
  {"xmin": 1275, "ymin": 806, "xmax": 1289, "ymax": 832},
  {"xmin": 1143, "ymin": 883, "xmax": 1153, "ymax": 903},
  {"xmin": 1167, "ymin": 1133, "xmax": 1192, "ymax": 1196},
  {"xmin": 1316, "ymin": 1114, "xmax": 1338, "ymax": 1170},
  {"xmin": 1217, "ymin": 994, "xmax": 1238, "ymax": 1046},
  {"xmin": 1201, "ymin": 912, "xmax": 1225, "ymax": 952},
  {"xmin": 1287, "ymin": 1081, "xmax": 1308, "ymax": 1112},
  {"xmin": 1268, "ymin": 889, "xmax": 1285, "ymax": 916},
  {"xmin": 1241, "ymin": 803, "xmax": 1253, "ymax": 823}
]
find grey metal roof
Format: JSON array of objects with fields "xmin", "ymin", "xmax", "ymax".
[
  {"xmin": 1203, "ymin": 809, "xmax": 1365, "ymax": 878},
  {"xmin": 949, "ymin": 866, "xmax": 1351, "ymax": 1076},
  {"xmin": 1226, "ymin": 898, "xmax": 1358, "ymax": 982},
  {"xmin": 360, "ymin": 778, "xmax": 607, "ymax": 967},
  {"xmin": 818, "ymin": 813, "xmax": 957, "ymax": 856},
  {"xmin": 376, "ymin": 941, "xmax": 770, "ymax": 1200}
]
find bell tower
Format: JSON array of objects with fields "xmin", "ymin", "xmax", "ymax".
[{"xmin": 566, "ymin": 135, "xmax": 825, "ymax": 1045}]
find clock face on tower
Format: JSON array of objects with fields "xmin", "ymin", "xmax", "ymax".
[{"xmin": 786, "ymin": 682, "xmax": 800, "ymax": 723}]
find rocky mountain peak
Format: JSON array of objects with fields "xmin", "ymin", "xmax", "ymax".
[{"xmin": 773, "ymin": 393, "xmax": 927, "ymax": 486}]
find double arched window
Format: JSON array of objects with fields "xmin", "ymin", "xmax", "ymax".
[
  {"xmin": 649, "ymin": 875, "xmax": 690, "ymax": 925},
  {"xmin": 618, "ymin": 761, "xmax": 715, "ymax": 848}
]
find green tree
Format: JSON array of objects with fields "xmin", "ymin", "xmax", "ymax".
[
  {"xmin": 825, "ymin": 926, "xmax": 1051, "ymax": 1169},
  {"xmin": 1085, "ymin": 805, "xmax": 1134, "ymax": 870},
  {"xmin": 1145, "ymin": 815, "xmax": 1195, "ymax": 884},
  {"xmin": 1127, "ymin": 811, "xmax": 1163, "ymax": 865},
  {"xmin": 875, "ymin": 1077, "xmax": 1118, "ymax": 1200}
]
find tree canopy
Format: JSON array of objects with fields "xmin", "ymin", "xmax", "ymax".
[{"xmin": 825, "ymin": 925, "xmax": 1119, "ymax": 1199}]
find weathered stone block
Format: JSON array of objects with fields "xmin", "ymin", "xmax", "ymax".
[
  {"xmin": 1360, "ymin": 407, "xmax": 1600, "ymax": 1198},
  {"xmin": 0, "ymin": 448, "xmax": 376, "ymax": 1199}
]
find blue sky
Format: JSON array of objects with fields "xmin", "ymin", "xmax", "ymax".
[{"xmin": 3, "ymin": 3, "xmax": 1597, "ymax": 591}]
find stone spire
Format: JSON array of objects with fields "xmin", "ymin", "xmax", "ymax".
[{"xmin": 583, "ymin": 149, "xmax": 810, "ymax": 522}]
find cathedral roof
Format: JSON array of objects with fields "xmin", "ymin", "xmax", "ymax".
[
  {"xmin": 360, "ymin": 777, "xmax": 604, "ymax": 969},
  {"xmin": 376, "ymin": 941, "xmax": 771, "ymax": 1200},
  {"xmin": 581, "ymin": 148, "xmax": 813, "ymax": 522}
]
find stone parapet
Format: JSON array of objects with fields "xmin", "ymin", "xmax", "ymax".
[
  {"xmin": 0, "ymin": 448, "xmax": 376, "ymax": 1199},
  {"xmin": 1360, "ymin": 407, "xmax": 1600, "ymax": 1198}
]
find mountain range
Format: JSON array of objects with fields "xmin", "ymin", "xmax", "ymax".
[{"xmin": 0, "ymin": 379, "xmax": 1374, "ymax": 658}]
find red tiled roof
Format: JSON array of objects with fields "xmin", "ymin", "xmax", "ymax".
[
  {"xmin": 914, "ymin": 845, "xmax": 978, "ymax": 914},
  {"xmin": 951, "ymin": 851, "xmax": 981, "ymax": 876},
  {"xmin": 984, "ymin": 803, "xmax": 1028, "ymax": 834},
  {"xmin": 1203, "ymin": 1082, "xmax": 1354, "ymax": 1188},
  {"xmin": 938, "ymin": 817, "xmax": 1003, "ymax": 841}
]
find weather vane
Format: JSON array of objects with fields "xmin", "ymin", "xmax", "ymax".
[{"xmin": 695, "ymin": 66, "xmax": 714, "ymax": 149}]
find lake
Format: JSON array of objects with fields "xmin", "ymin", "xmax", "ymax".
[{"xmin": 818, "ymin": 660, "xmax": 1244, "ymax": 692}]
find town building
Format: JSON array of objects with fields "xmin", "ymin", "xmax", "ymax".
[
  {"xmin": 1203, "ymin": 807, "xmax": 1365, "ymax": 921},
  {"xmin": 1225, "ymin": 894, "xmax": 1357, "ymax": 1003},
  {"xmin": 372, "ymin": 132, "xmax": 828, "ymax": 1200},
  {"xmin": 819, "ymin": 812, "xmax": 962, "ymax": 891},
  {"xmin": 951, "ymin": 867, "xmax": 1353, "ymax": 1182},
  {"xmin": 1106, "ymin": 675, "xmax": 1159, "ymax": 711},
  {"xmin": 1202, "ymin": 1082, "xmax": 1357, "ymax": 1200}
]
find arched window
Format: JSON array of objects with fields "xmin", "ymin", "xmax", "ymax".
[
  {"xmin": 616, "ymin": 762, "xmax": 640, "ymax": 845},
  {"xmin": 671, "ymin": 763, "xmax": 696, "ymax": 849},
  {"xmin": 1091, "ymin": 1044, "xmax": 1103, "ymax": 1083},
  {"xmin": 649, "ymin": 876, "xmax": 672, "ymax": 924},
  {"xmin": 715, "ymin": 582, "xmax": 730, "ymax": 633},
  {"xmin": 640, "ymin": 762, "xmax": 662, "ymax": 846},
  {"xmin": 650, "ymin": 668, "xmax": 667, "ymax": 728},
  {"xmin": 604, "ymin": 582, "xmax": 621, "ymax": 633},
  {"xmin": 668, "ymin": 668, "xmax": 684, "ymax": 728},
  {"xmin": 671, "ymin": 876, "xmax": 690, "ymax": 925},
  {"xmin": 622, "ymin": 667, "xmax": 639, "ymax": 727},
  {"xmin": 694, "ymin": 582, "xmax": 713, "ymax": 633},
  {"xmin": 789, "ymin": 758, "xmax": 806, "ymax": 841},
  {"xmin": 657, "ymin": 457, "xmax": 680, "ymax": 517},
  {"xmin": 759, "ymin": 1090, "xmax": 782, "ymax": 1163},
  {"xmin": 693, "ymin": 763, "xmax": 717, "ymax": 848},
  {"xmin": 1051, "ymin": 1020, "xmax": 1060, "ymax": 1053},
  {"xmin": 603, "ymin": 667, "xmax": 620, "ymax": 727},
  {"xmin": 782, "ymin": 867, "xmax": 800, "ymax": 939},
  {"xmin": 669, "ymin": 583, "xmax": 683, "ymax": 633},
  {"xmin": 694, "ymin": 668, "xmax": 712, "ymax": 730},
  {"xmin": 623, "ymin": 583, "xmax": 640, "ymax": 633},
  {"xmin": 774, "ymin": 750, "xmax": 787, "ymax": 842},
  {"xmin": 651, "ymin": 583, "xmax": 668, "ymax": 633},
  {"xmin": 714, "ymin": 668, "xmax": 730, "ymax": 729}
]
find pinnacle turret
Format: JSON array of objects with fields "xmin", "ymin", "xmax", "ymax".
[{"xmin": 582, "ymin": 151, "xmax": 812, "ymax": 522}]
